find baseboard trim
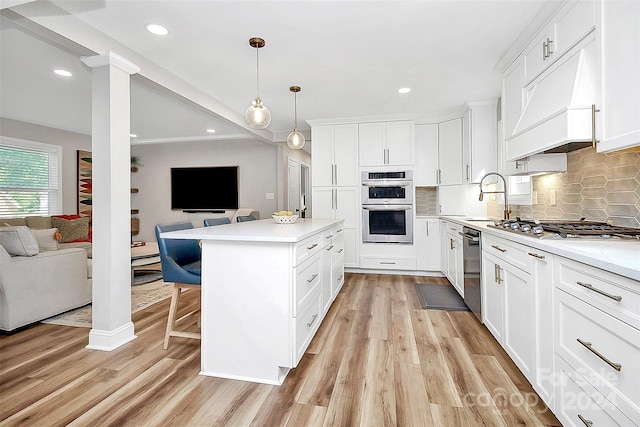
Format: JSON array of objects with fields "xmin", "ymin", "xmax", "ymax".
[{"xmin": 86, "ymin": 322, "xmax": 136, "ymax": 351}]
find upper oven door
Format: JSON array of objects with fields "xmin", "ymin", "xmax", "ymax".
[{"xmin": 361, "ymin": 171, "xmax": 413, "ymax": 205}]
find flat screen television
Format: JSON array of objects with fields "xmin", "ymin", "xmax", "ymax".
[{"xmin": 171, "ymin": 166, "xmax": 239, "ymax": 211}]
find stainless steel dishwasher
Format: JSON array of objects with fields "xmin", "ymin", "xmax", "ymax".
[{"xmin": 459, "ymin": 227, "xmax": 481, "ymax": 321}]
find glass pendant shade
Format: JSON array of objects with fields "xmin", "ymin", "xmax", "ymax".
[
  {"xmin": 287, "ymin": 129, "xmax": 305, "ymax": 149},
  {"xmin": 287, "ymin": 85, "xmax": 305, "ymax": 149},
  {"xmin": 246, "ymin": 97, "xmax": 271, "ymax": 129},
  {"xmin": 246, "ymin": 37, "xmax": 270, "ymax": 129}
]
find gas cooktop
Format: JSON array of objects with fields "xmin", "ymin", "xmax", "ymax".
[{"xmin": 487, "ymin": 219, "xmax": 640, "ymax": 240}]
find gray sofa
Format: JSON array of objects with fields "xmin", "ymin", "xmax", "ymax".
[
  {"xmin": 0, "ymin": 215, "xmax": 93, "ymax": 332},
  {"xmin": 0, "ymin": 245, "xmax": 92, "ymax": 332}
]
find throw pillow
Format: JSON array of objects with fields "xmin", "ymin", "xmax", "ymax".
[
  {"xmin": 25, "ymin": 216, "xmax": 53, "ymax": 229},
  {"xmin": 51, "ymin": 216, "xmax": 90, "ymax": 243},
  {"xmin": 0, "ymin": 225, "xmax": 40, "ymax": 256},
  {"xmin": 29, "ymin": 228, "xmax": 60, "ymax": 251}
]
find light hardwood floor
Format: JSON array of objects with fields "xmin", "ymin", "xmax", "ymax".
[{"xmin": 0, "ymin": 273, "xmax": 561, "ymax": 426}]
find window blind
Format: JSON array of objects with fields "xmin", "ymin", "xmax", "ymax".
[{"xmin": 0, "ymin": 138, "xmax": 62, "ymax": 218}]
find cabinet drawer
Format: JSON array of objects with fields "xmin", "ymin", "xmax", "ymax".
[
  {"xmin": 482, "ymin": 234, "xmax": 531, "ymax": 272},
  {"xmin": 332, "ymin": 236, "xmax": 345, "ymax": 268},
  {"xmin": 555, "ymin": 290, "xmax": 640, "ymax": 421},
  {"xmin": 295, "ymin": 255, "xmax": 322, "ymax": 310},
  {"xmin": 360, "ymin": 256, "xmax": 417, "ymax": 271},
  {"xmin": 322, "ymin": 227, "xmax": 337, "ymax": 247},
  {"xmin": 555, "ymin": 356, "xmax": 636, "ymax": 427},
  {"xmin": 555, "ymin": 256, "xmax": 640, "ymax": 330},
  {"xmin": 295, "ymin": 286, "xmax": 322, "ymax": 363},
  {"xmin": 295, "ymin": 233, "xmax": 323, "ymax": 266}
]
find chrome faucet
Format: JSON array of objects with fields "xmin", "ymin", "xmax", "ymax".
[{"xmin": 479, "ymin": 172, "xmax": 511, "ymax": 220}]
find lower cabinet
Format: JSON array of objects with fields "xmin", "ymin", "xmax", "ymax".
[
  {"xmin": 321, "ymin": 226, "xmax": 346, "ymax": 315},
  {"xmin": 415, "ymin": 218, "xmax": 441, "ymax": 271},
  {"xmin": 441, "ymin": 220, "xmax": 463, "ymax": 297}
]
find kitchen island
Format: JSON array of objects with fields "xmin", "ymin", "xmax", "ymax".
[{"xmin": 161, "ymin": 218, "xmax": 345, "ymax": 385}]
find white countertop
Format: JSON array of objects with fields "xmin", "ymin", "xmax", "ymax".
[
  {"xmin": 441, "ymin": 216, "xmax": 640, "ymax": 282},
  {"xmin": 160, "ymin": 218, "xmax": 342, "ymax": 243}
]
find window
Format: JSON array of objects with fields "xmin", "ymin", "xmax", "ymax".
[{"xmin": 0, "ymin": 137, "xmax": 62, "ymax": 218}]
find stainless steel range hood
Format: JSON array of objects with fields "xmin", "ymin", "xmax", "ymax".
[{"xmin": 506, "ymin": 37, "xmax": 597, "ymax": 161}]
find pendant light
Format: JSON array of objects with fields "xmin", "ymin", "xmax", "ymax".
[
  {"xmin": 287, "ymin": 86, "xmax": 305, "ymax": 149},
  {"xmin": 245, "ymin": 37, "xmax": 271, "ymax": 129}
]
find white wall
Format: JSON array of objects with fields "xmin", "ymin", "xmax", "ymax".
[
  {"xmin": 131, "ymin": 138, "xmax": 279, "ymax": 241},
  {"xmin": 0, "ymin": 118, "xmax": 91, "ymax": 214}
]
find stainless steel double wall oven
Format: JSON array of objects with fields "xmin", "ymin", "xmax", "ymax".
[{"xmin": 361, "ymin": 170, "xmax": 413, "ymax": 244}]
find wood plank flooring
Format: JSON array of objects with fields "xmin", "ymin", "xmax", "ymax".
[{"xmin": 0, "ymin": 273, "xmax": 561, "ymax": 426}]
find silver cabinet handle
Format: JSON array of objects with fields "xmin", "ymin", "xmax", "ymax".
[
  {"xmin": 438, "ymin": 169, "xmax": 442, "ymax": 184},
  {"xmin": 332, "ymin": 188, "xmax": 337, "ymax": 210},
  {"xmin": 576, "ymin": 281, "xmax": 622, "ymax": 302},
  {"xmin": 592, "ymin": 104, "xmax": 600, "ymax": 148},
  {"xmin": 577, "ymin": 338, "xmax": 622, "ymax": 372},
  {"xmin": 426, "ymin": 221, "xmax": 429, "ymax": 236},
  {"xmin": 491, "ymin": 244, "xmax": 506, "ymax": 253},
  {"xmin": 466, "ymin": 164, "xmax": 470, "ymax": 182},
  {"xmin": 577, "ymin": 414, "xmax": 593, "ymax": 427},
  {"xmin": 307, "ymin": 243, "xmax": 318, "ymax": 250},
  {"xmin": 450, "ymin": 238, "xmax": 455, "ymax": 250},
  {"xmin": 494, "ymin": 264, "xmax": 503, "ymax": 284},
  {"xmin": 325, "ymin": 234, "xmax": 333, "ymax": 239},
  {"xmin": 542, "ymin": 39, "xmax": 547, "ymax": 60},
  {"xmin": 307, "ymin": 273, "xmax": 318, "ymax": 284},
  {"xmin": 307, "ymin": 313, "xmax": 319, "ymax": 328},
  {"xmin": 336, "ymin": 229, "xmax": 343, "ymax": 233},
  {"xmin": 547, "ymin": 38, "xmax": 553, "ymax": 57},
  {"xmin": 528, "ymin": 252, "xmax": 545, "ymax": 260},
  {"xmin": 325, "ymin": 245, "xmax": 334, "ymax": 251},
  {"xmin": 337, "ymin": 249, "xmax": 344, "ymax": 253},
  {"xmin": 380, "ymin": 261, "xmax": 396, "ymax": 265},
  {"xmin": 338, "ymin": 274, "xmax": 344, "ymax": 281}
]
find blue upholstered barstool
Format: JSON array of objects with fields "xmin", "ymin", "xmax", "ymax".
[
  {"xmin": 236, "ymin": 215, "xmax": 257, "ymax": 222},
  {"xmin": 203, "ymin": 217, "xmax": 231, "ymax": 227},
  {"xmin": 155, "ymin": 222, "xmax": 202, "ymax": 350}
]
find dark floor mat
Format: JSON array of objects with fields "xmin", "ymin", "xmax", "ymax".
[{"xmin": 415, "ymin": 282, "xmax": 470, "ymax": 311}]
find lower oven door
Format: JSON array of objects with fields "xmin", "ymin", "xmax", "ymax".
[{"xmin": 362, "ymin": 205, "xmax": 413, "ymax": 244}]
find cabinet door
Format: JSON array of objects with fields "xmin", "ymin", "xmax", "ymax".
[
  {"xmin": 415, "ymin": 219, "xmax": 428, "ymax": 271},
  {"xmin": 358, "ymin": 122, "xmax": 385, "ymax": 166},
  {"xmin": 446, "ymin": 234, "xmax": 456, "ymax": 286},
  {"xmin": 439, "ymin": 220, "xmax": 448, "ymax": 275},
  {"xmin": 466, "ymin": 102, "xmax": 497, "ymax": 184},
  {"xmin": 438, "ymin": 118, "xmax": 463, "ymax": 185},
  {"xmin": 597, "ymin": 0, "xmax": 640, "ymax": 152},
  {"xmin": 503, "ymin": 262, "xmax": 535, "ymax": 380},
  {"xmin": 386, "ymin": 121, "xmax": 414, "ymax": 165},
  {"xmin": 335, "ymin": 187, "xmax": 359, "ymax": 229},
  {"xmin": 437, "ymin": 185, "xmax": 463, "ymax": 215},
  {"xmin": 452, "ymin": 235, "xmax": 464, "ymax": 298},
  {"xmin": 414, "ymin": 124, "xmax": 439, "ymax": 186},
  {"xmin": 334, "ymin": 124, "xmax": 359, "ymax": 186},
  {"xmin": 426, "ymin": 219, "xmax": 441, "ymax": 271},
  {"xmin": 322, "ymin": 245, "xmax": 333, "ymax": 314},
  {"xmin": 311, "ymin": 187, "xmax": 334, "ymax": 219},
  {"xmin": 482, "ymin": 252, "xmax": 504, "ymax": 343},
  {"xmin": 524, "ymin": 25, "xmax": 555, "ymax": 82},
  {"xmin": 530, "ymin": 249, "xmax": 554, "ymax": 409},
  {"xmin": 311, "ymin": 125, "xmax": 334, "ymax": 187}
]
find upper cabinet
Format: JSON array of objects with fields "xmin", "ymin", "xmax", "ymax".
[
  {"xmin": 437, "ymin": 118, "xmax": 463, "ymax": 185},
  {"xmin": 311, "ymin": 124, "xmax": 359, "ymax": 187},
  {"xmin": 462, "ymin": 101, "xmax": 497, "ymax": 184},
  {"xmin": 502, "ymin": 0, "xmax": 639, "ymax": 159},
  {"xmin": 358, "ymin": 120, "xmax": 414, "ymax": 167},
  {"xmin": 596, "ymin": 0, "xmax": 640, "ymax": 152},
  {"xmin": 414, "ymin": 123, "xmax": 439, "ymax": 186}
]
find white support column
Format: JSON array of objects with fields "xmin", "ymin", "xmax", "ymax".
[{"xmin": 82, "ymin": 52, "xmax": 140, "ymax": 351}]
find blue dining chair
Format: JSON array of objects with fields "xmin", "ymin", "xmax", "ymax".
[
  {"xmin": 204, "ymin": 217, "xmax": 231, "ymax": 227},
  {"xmin": 155, "ymin": 222, "xmax": 202, "ymax": 350}
]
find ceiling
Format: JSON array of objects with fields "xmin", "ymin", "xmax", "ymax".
[{"xmin": 0, "ymin": 0, "xmax": 555, "ymax": 148}]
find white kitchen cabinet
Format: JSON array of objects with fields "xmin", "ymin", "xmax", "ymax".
[
  {"xmin": 439, "ymin": 220, "xmax": 448, "ymax": 275},
  {"xmin": 462, "ymin": 101, "xmax": 497, "ymax": 184},
  {"xmin": 595, "ymin": 0, "xmax": 640, "ymax": 152},
  {"xmin": 311, "ymin": 124, "xmax": 359, "ymax": 187},
  {"xmin": 358, "ymin": 120, "xmax": 414, "ymax": 167},
  {"xmin": 311, "ymin": 187, "xmax": 359, "ymax": 268},
  {"xmin": 482, "ymin": 234, "xmax": 536, "ymax": 383},
  {"xmin": 482, "ymin": 251, "xmax": 504, "ymax": 343},
  {"xmin": 415, "ymin": 218, "xmax": 440, "ymax": 271},
  {"xmin": 321, "ymin": 225, "xmax": 345, "ymax": 314},
  {"xmin": 413, "ymin": 123, "xmax": 439, "ymax": 186},
  {"xmin": 437, "ymin": 118, "xmax": 463, "ymax": 185},
  {"xmin": 523, "ymin": 0, "xmax": 596, "ymax": 84},
  {"xmin": 554, "ymin": 256, "xmax": 640, "ymax": 425},
  {"xmin": 529, "ymin": 248, "xmax": 555, "ymax": 410},
  {"xmin": 442, "ymin": 220, "xmax": 463, "ymax": 297}
]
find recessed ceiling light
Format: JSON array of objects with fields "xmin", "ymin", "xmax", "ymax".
[
  {"xmin": 54, "ymin": 69, "xmax": 72, "ymax": 77},
  {"xmin": 206, "ymin": 129, "xmax": 216, "ymax": 133},
  {"xmin": 146, "ymin": 24, "xmax": 168, "ymax": 36},
  {"xmin": 130, "ymin": 133, "xmax": 138, "ymax": 138},
  {"xmin": 398, "ymin": 87, "xmax": 411, "ymax": 94}
]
